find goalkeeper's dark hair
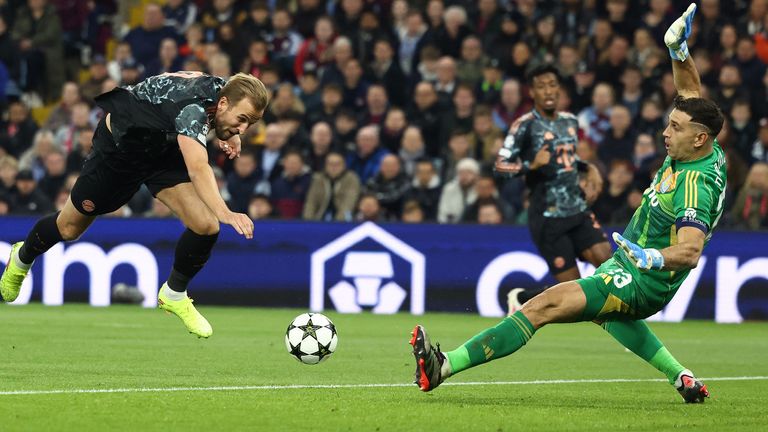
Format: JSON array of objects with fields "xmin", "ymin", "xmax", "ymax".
[
  {"xmin": 673, "ymin": 95, "xmax": 725, "ymax": 140},
  {"xmin": 526, "ymin": 64, "xmax": 562, "ymax": 85}
]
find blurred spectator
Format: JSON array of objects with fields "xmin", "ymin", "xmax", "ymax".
[
  {"xmin": 735, "ymin": 36, "xmax": 767, "ymax": 91},
  {"xmin": 207, "ymin": 52, "xmax": 231, "ymax": 79},
  {"xmin": 354, "ymin": 10, "xmax": 391, "ymax": 69},
  {"xmin": 123, "ymin": 3, "xmax": 177, "ymax": 68},
  {"xmin": 476, "ymin": 200, "xmax": 504, "ymax": 225},
  {"xmin": 355, "ymin": 193, "xmax": 385, "ymax": 222},
  {"xmin": 442, "ymin": 131, "xmax": 472, "ymax": 182},
  {"xmin": 399, "ymin": 126, "xmax": 426, "ymax": 177},
  {"xmin": 297, "ymin": 72, "xmax": 322, "ymax": 117},
  {"xmin": 66, "ymin": 127, "xmax": 93, "ymax": 173},
  {"xmin": 731, "ymin": 99, "xmax": 758, "ymax": 165},
  {"xmin": 477, "ymin": 57, "xmax": 504, "ymax": 106},
  {"xmin": 360, "ymin": 84, "xmax": 389, "ymax": 126},
  {"xmin": 752, "ymin": 118, "xmax": 768, "ymax": 164},
  {"xmin": 407, "ymin": 81, "xmax": 443, "ymax": 157},
  {"xmin": 226, "ymin": 149, "xmax": 259, "ymax": 214},
  {"xmin": 404, "ymin": 158, "xmax": 441, "ymax": 221},
  {"xmin": 163, "ymin": 0, "xmax": 197, "ymax": 35},
  {"xmin": 635, "ymin": 98, "xmax": 665, "ymax": 139},
  {"xmin": 0, "ymin": 154, "xmax": 19, "ymax": 195},
  {"xmin": 145, "ymin": 37, "xmax": 183, "ymax": 76},
  {"xmin": 713, "ymin": 64, "xmax": 748, "ymax": 118},
  {"xmin": 401, "ymin": 199, "xmax": 425, "ymax": 223},
  {"xmin": 598, "ymin": 105, "xmax": 636, "ymax": 164},
  {"xmin": 439, "ymin": 83, "xmax": 476, "ymax": 148},
  {"xmin": 267, "ymin": 83, "xmax": 305, "ymax": 123},
  {"xmin": 9, "ymin": 168, "xmax": 52, "ymax": 214},
  {"xmin": 632, "ymin": 133, "xmax": 660, "ymax": 189},
  {"xmin": 571, "ymin": 61, "xmax": 597, "ymax": 112},
  {"xmin": 0, "ymin": 191, "xmax": 9, "ymax": 214},
  {"xmin": 294, "ymin": 15, "xmax": 335, "ymax": 80},
  {"xmin": 107, "ymin": 41, "xmax": 132, "ymax": 83},
  {"xmin": 380, "ymin": 107, "xmax": 407, "ymax": 153},
  {"xmin": 334, "ymin": 108, "xmax": 359, "ymax": 151},
  {"xmin": 434, "ymin": 56, "xmax": 458, "ymax": 109},
  {"xmin": 347, "ymin": 125, "xmax": 388, "ymax": 183},
  {"xmin": 489, "ymin": 11, "xmax": 523, "ymax": 65},
  {"xmin": 37, "ymin": 147, "xmax": 66, "ymax": 201},
  {"xmin": 492, "ymin": 78, "xmax": 528, "ymax": 131},
  {"xmin": 12, "ymin": 0, "xmax": 65, "ymax": 101},
  {"xmin": 277, "ymin": 109, "xmax": 309, "ymax": 151},
  {"xmin": 433, "ymin": 5, "xmax": 471, "ymax": 58},
  {"xmin": 248, "ymin": 193, "xmax": 275, "ymax": 220},
  {"xmin": 306, "ymin": 121, "xmax": 337, "ymax": 172},
  {"xmin": 270, "ymin": 151, "xmax": 312, "ymax": 219},
  {"xmin": 578, "ymin": 82, "xmax": 614, "ymax": 146},
  {"xmin": 527, "ymin": 14, "xmax": 559, "ymax": 65},
  {"xmin": 581, "ymin": 17, "xmax": 613, "ymax": 67},
  {"xmin": 18, "ymin": 129, "xmax": 59, "ymax": 180},
  {"xmin": 369, "ymin": 38, "xmax": 407, "ymax": 108},
  {"xmin": 198, "ymin": 0, "xmax": 247, "ymax": 43},
  {"xmin": 456, "ymin": 35, "xmax": 485, "ymax": 89},
  {"xmin": 306, "ymin": 83, "xmax": 343, "ymax": 127},
  {"xmin": 238, "ymin": 1, "xmax": 270, "ymax": 43},
  {"xmin": 364, "ymin": 154, "xmax": 410, "ymax": 219},
  {"xmin": 44, "ymin": 81, "xmax": 81, "ymax": 131},
  {"xmin": 739, "ymin": 0, "xmax": 768, "ymax": 36},
  {"xmin": 54, "ymin": 101, "xmax": 93, "ymax": 153},
  {"xmin": 0, "ymin": 100, "xmax": 37, "ymax": 158},
  {"xmin": 641, "ymin": 0, "xmax": 674, "ymax": 47},
  {"xmin": 304, "ymin": 152, "xmax": 360, "ymax": 221},
  {"xmin": 629, "ymin": 27, "xmax": 657, "ymax": 68},
  {"xmin": 438, "ymin": 157, "xmax": 478, "ymax": 223},
  {"xmin": 593, "ymin": 160, "xmax": 635, "ymax": 225},
  {"xmin": 468, "ymin": 105, "xmax": 503, "ymax": 162},
  {"xmin": 698, "ymin": 0, "xmax": 725, "ymax": 52},
  {"xmin": 267, "ymin": 8, "xmax": 303, "ymax": 79},
  {"xmin": 715, "ymin": 23, "xmax": 739, "ymax": 68},
  {"xmin": 605, "ymin": 0, "xmax": 637, "ymax": 39},
  {"xmin": 414, "ymin": 44, "xmax": 440, "ymax": 84},
  {"xmin": 81, "ymin": 55, "xmax": 110, "ymax": 104},
  {"xmin": 240, "ymin": 39, "xmax": 269, "ymax": 78},
  {"xmin": 620, "ymin": 66, "xmax": 644, "ymax": 118},
  {"xmin": 730, "ymin": 162, "xmax": 768, "ymax": 230},
  {"xmin": 256, "ymin": 123, "xmax": 288, "ymax": 192},
  {"xmin": 461, "ymin": 175, "xmax": 514, "ymax": 223},
  {"xmin": 320, "ymin": 36, "xmax": 353, "ymax": 88},
  {"xmin": 397, "ymin": 9, "xmax": 430, "ymax": 77},
  {"xmin": 294, "ymin": 0, "xmax": 324, "ymax": 39}
]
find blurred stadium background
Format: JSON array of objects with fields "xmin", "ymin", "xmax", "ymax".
[{"xmin": 0, "ymin": 0, "xmax": 767, "ymax": 430}]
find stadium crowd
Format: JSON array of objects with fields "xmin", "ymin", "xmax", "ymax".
[{"xmin": 0, "ymin": 0, "xmax": 767, "ymax": 229}]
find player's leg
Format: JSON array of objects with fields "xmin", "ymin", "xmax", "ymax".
[
  {"xmin": 411, "ymin": 280, "xmax": 586, "ymax": 391},
  {"xmin": 507, "ymin": 216, "xmax": 583, "ymax": 315},
  {"xmin": 599, "ymin": 319, "xmax": 709, "ymax": 403},
  {"xmin": 0, "ymin": 199, "xmax": 96, "ymax": 302},
  {"xmin": 153, "ymin": 181, "xmax": 219, "ymax": 338}
]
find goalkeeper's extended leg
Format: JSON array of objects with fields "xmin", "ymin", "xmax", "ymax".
[
  {"xmin": 411, "ymin": 282, "xmax": 586, "ymax": 391},
  {"xmin": 600, "ymin": 320, "xmax": 709, "ymax": 403}
]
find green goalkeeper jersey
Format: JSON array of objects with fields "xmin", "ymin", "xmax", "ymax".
[{"xmin": 616, "ymin": 140, "xmax": 727, "ymax": 303}]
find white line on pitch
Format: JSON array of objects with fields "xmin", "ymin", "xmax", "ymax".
[{"xmin": 0, "ymin": 376, "xmax": 766, "ymax": 396}]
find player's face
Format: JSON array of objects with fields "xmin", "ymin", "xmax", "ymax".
[
  {"xmin": 530, "ymin": 73, "xmax": 560, "ymax": 114},
  {"xmin": 662, "ymin": 109, "xmax": 708, "ymax": 161},
  {"xmin": 215, "ymin": 97, "xmax": 261, "ymax": 140}
]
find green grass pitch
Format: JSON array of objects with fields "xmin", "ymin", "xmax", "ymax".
[{"xmin": 0, "ymin": 304, "xmax": 766, "ymax": 431}]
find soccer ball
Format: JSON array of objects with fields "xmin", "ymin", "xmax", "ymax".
[{"xmin": 285, "ymin": 313, "xmax": 338, "ymax": 365}]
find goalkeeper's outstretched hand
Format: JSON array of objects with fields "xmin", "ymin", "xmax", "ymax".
[
  {"xmin": 612, "ymin": 232, "xmax": 665, "ymax": 271},
  {"xmin": 664, "ymin": 3, "xmax": 697, "ymax": 61}
]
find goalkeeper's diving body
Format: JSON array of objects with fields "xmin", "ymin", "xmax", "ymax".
[
  {"xmin": 0, "ymin": 71, "xmax": 269, "ymax": 338},
  {"xmin": 410, "ymin": 4, "xmax": 724, "ymax": 403}
]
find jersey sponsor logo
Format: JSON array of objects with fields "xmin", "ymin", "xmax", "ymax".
[{"xmin": 654, "ymin": 167, "xmax": 678, "ymax": 193}]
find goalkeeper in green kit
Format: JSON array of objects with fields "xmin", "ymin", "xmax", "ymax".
[{"xmin": 410, "ymin": 3, "xmax": 725, "ymax": 403}]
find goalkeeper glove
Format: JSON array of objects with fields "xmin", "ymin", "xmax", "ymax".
[
  {"xmin": 612, "ymin": 232, "xmax": 665, "ymax": 271},
  {"xmin": 664, "ymin": 3, "xmax": 697, "ymax": 61}
]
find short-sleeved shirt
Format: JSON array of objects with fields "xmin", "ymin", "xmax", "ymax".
[
  {"xmin": 616, "ymin": 140, "xmax": 728, "ymax": 303},
  {"xmin": 496, "ymin": 109, "xmax": 586, "ymax": 218},
  {"xmin": 94, "ymin": 71, "xmax": 225, "ymax": 153}
]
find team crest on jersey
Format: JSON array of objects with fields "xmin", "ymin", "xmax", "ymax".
[{"xmin": 654, "ymin": 166, "xmax": 679, "ymax": 193}]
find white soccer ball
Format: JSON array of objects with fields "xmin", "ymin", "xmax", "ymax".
[{"xmin": 285, "ymin": 313, "xmax": 338, "ymax": 365}]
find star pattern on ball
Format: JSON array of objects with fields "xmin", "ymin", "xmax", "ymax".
[{"xmin": 299, "ymin": 318, "xmax": 323, "ymax": 340}]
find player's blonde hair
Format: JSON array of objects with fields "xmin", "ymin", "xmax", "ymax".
[{"xmin": 219, "ymin": 73, "xmax": 270, "ymax": 112}]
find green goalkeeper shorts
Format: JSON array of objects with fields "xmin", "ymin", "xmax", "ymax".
[{"xmin": 577, "ymin": 256, "xmax": 667, "ymax": 321}]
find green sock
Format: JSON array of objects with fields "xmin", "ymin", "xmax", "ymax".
[
  {"xmin": 445, "ymin": 311, "xmax": 536, "ymax": 375},
  {"xmin": 601, "ymin": 320, "xmax": 684, "ymax": 384}
]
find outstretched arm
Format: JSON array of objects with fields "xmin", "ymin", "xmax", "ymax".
[{"xmin": 665, "ymin": 3, "xmax": 701, "ymax": 99}]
